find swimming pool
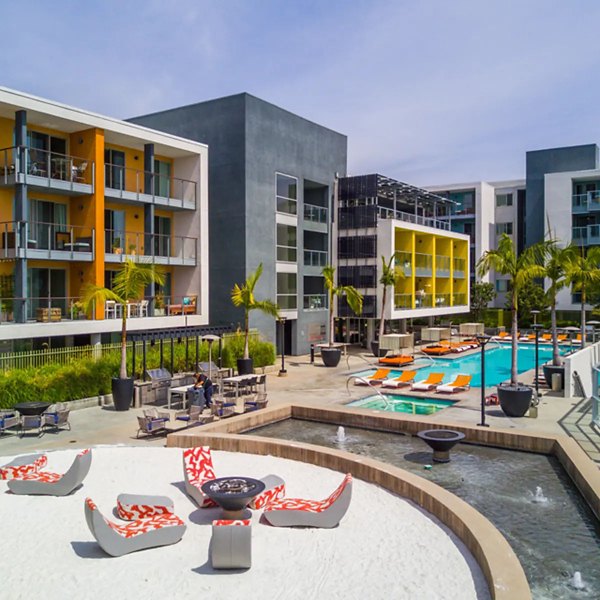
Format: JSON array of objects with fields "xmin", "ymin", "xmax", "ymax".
[
  {"xmin": 355, "ymin": 343, "xmax": 560, "ymax": 388},
  {"xmin": 348, "ymin": 395, "xmax": 454, "ymax": 415}
]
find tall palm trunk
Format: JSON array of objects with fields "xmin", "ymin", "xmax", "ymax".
[
  {"xmin": 329, "ymin": 291, "xmax": 335, "ymax": 347},
  {"xmin": 120, "ymin": 312, "xmax": 128, "ymax": 379},
  {"xmin": 581, "ymin": 285, "xmax": 587, "ymax": 349},
  {"xmin": 551, "ymin": 298, "xmax": 560, "ymax": 366},
  {"xmin": 243, "ymin": 310, "xmax": 250, "ymax": 359},
  {"xmin": 379, "ymin": 286, "xmax": 388, "ymax": 340},
  {"xmin": 511, "ymin": 290, "xmax": 518, "ymax": 386}
]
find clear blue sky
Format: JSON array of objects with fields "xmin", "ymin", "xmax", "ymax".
[{"xmin": 2, "ymin": 0, "xmax": 600, "ymax": 185}]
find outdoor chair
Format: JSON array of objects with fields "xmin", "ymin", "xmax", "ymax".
[
  {"xmin": 436, "ymin": 374, "xmax": 472, "ymax": 394},
  {"xmin": 175, "ymin": 404, "xmax": 214, "ymax": 426},
  {"xmin": 244, "ymin": 392, "xmax": 268, "ymax": 412},
  {"xmin": 0, "ymin": 453, "xmax": 47, "ymax": 480},
  {"xmin": 43, "ymin": 404, "xmax": 71, "ymax": 431},
  {"xmin": 210, "ymin": 519, "xmax": 252, "ymax": 569},
  {"xmin": 212, "ymin": 399, "xmax": 236, "ymax": 418},
  {"xmin": 143, "ymin": 408, "xmax": 170, "ymax": 423},
  {"xmin": 8, "ymin": 448, "xmax": 92, "ymax": 496},
  {"xmin": 263, "ymin": 473, "xmax": 352, "ymax": 528},
  {"xmin": 20, "ymin": 415, "xmax": 43, "ymax": 437},
  {"xmin": 136, "ymin": 416, "xmax": 167, "ymax": 438},
  {"xmin": 0, "ymin": 411, "xmax": 20, "ymax": 435},
  {"xmin": 411, "ymin": 372, "xmax": 445, "ymax": 391},
  {"xmin": 84, "ymin": 497, "xmax": 186, "ymax": 557},
  {"xmin": 74, "ymin": 161, "xmax": 87, "ymax": 182},
  {"xmin": 380, "ymin": 370, "xmax": 417, "ymax": 389},
  {"xmin": 354, "ymin": 368, "xmax": 390, "ymax": 386},
  {"xmin": 249, "ymin": 474, "xmax": 285, "ymax": 510},
  {"xmin": 183, "ymin": 446, "xmax": 218, "ymax": 508}
]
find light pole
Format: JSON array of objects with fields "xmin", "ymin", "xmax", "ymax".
[
  {"xmin": 278, "ymin": 317, "xmax": 287, "ymax": 377},
  {"xmin": 475, "ymin": 333, "xmax": 491, "ymax": 427},
  {"xmin": 531, "ymin": 309, "xmax": 540, "ymax": 327},
  {"xmin": 532, "ymin": 323, "xmax": 542, "ymax": 399}
]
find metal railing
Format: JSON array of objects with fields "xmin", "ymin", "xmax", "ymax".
[
  {"xmin": 105, "ymin": 229, "xmax": 197, "ymax": 262},
  {"xmin": 303, "ymin": 203, "xmax": 328, "ymax": 224},
  {"xmin": 276, "ymin": 244, "xmax": 297, "ymax": 263},
  {"xmin": 303, "ymin": 294, "xmax": 327, "ymax": 310},
  {"xmin": 0, "ymin": 295, "xmax": 93, "ymax": 324},
  {"xmin": 0, "ymin": 146, "xmax": 93, "ymax": 187},
  {"xmin": 435, "ymin": 255, "xmax": 451, "ymax": 275},
  {"xmin": 572, "ymin": 224, "xmax": 600, "ymax": 245},
  {"xmin": 377, "ymin": 206, "xmax": 450, "ymax": 231},
  {"xmin": 304, "ymin": 249, "xmax": 327, "ymax": 267},
  {"xmin": 572, "ymin": 191, "xmax": 600, "ymax": 213},
  {"xmin": 453, "ymin": 293, "xmax": 468, "ymax": 305},
  {"xmin": 104, "ymin": 162, "xmax": 196, "ymax": 206},
  {"xmin": 394, "ymin": 293, "xmax": 413, "ymax": 309}
]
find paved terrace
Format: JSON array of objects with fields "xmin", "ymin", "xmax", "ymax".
[{"xmin": 1, "ymin": 347, "xmax": 599, "ymax": 462}]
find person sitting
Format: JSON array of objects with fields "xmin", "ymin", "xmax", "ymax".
[{"xmin": 193, "ymin": 372, "xmax": 213, "ymax": 407}]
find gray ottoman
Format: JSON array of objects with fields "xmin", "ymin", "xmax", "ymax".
[
  {"xmin": 210, "ymin": 519, "xmax": 252, "ymax": 569},
  {"xmin": 117, "ymin": 493, "xmax": 174, "ymax": 520}
]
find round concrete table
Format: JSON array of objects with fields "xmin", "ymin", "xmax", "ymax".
[
  {"xmin": 14, "ymin": 402, "xmax": 51, "ymax": 416},
  {"xmin": 201, "ymin": 477, "xmax": 265, "ymax": 519}
]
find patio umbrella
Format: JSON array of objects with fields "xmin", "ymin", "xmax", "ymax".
[{"xmin": 201, "ymin": 335, "xmax": 220, "ymax": 380}]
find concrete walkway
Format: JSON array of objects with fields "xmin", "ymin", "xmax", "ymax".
[{"xmin": 1, "ymin": 348, "xmax": 599, "ymax": 463}]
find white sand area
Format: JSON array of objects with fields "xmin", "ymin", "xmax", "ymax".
[{"xmin": 0, "ymin": 446, "xmax": 490, "ymax": 600}]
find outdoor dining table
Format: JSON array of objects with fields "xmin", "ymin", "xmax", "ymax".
[
  {"xmin": 166, "ymin": 385, "xmax": 190, "ymax": 410},
  {"xmin": 222, "ymin": 374, "xmax": 257, "ymax": 399}
]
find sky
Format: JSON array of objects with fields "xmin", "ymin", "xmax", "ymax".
[{"xmin": 2, "ymin": 0, "xmax": 600, "ymax": 185}]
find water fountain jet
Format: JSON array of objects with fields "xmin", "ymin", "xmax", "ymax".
[
  {"xmin": 571, "ymin": 571, "xmax": 585, "ymax": 590},
  {"xmin": 532, "ymin": 486, "xmax": 548, "ymax": 503},
  {"xmin": 335, "ymin": 426, "xmax": 347, "ymax": 443}
]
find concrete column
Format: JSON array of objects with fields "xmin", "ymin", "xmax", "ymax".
[
  {"xmin": 366, "ymin": 318, "xmax": 375, "ymax": 346},
  {"xmin": 143, "ymin": 144, "xmax": 155, "ymax": 308},
  {"xmin": 14, "ymin": 110, "xmax": 27, "ymax": 323}
]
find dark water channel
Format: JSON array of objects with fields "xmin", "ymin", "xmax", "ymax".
[{"xmin": 249, "ymin": 420, "xmax": 600, "ymax": 600}]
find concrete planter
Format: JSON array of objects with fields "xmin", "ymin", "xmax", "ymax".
[
  {"xmin": 542, "ymin": 364, "xmax": 564, "ymax": 391},
  {"xmin": 497, "ymin": 384, "xmax": 533, "ymax": 418}
]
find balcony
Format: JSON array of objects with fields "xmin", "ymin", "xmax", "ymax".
[
  {"xmin": 394, "ymin": 293, "xmax": 413, "ymax": 309},
  {"xmin": 572, "ymin": 224, "xmax": 600, "ymax": 246},
  {"xmin": 304, "ymin": 249, "xmax": 327, "ymax": 268},
  {"xmin": 0, "ymin": 221, "xmax": 94, "ymax": 262},
  {"xmin": 105, "ymin": 229, "xmax": 197, "ymax": 266},
  {"xmin": 453, "ymin": 293, "xmax": 468, "ymax": 306},
  {"xmin": 303, "ymin": 294, "xmax": 327, "ymax": 311},
  {"xmin": 434, "ymin": 293, "xmax": 451, "ymax": 307},
  {"xmin": 276, "ymin": 244, "xmax": 297, "ymax": 263},
  {"xmin": 303, "ymin": 203, "xmax": 328, "ymax": 224},
  {"xmin": 377, "ymin": 206, "xmax": 450, "ymax": 231},
  {"xmin": 104, "ymin": 163, "xmax": 196, "ymax": 210},
  {"xmin": 453, "ymin": 257, "xmax": 466, "ymax": 278},
  {"xmin": 435, "ymin": 255, "xmax": 451, "ymax": 277},
  {"xmin": 415, "ymin": 253, "xmax": 433, "ymax": 277},
  {"xmin": 0, "ymin": 146, "xmax": 94, "ymax": 196},
  {"xmin": 395, "ymin": 251, "xmax": 412, "ymax": 276},
  {"xmin": 572, "ymin": 191, "xmax": 600, "ymax": 214}
]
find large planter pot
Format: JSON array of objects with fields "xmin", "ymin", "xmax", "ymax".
[
  {"xmin": 111, "ymin": 377, "xmax": 134, "ymax": 412},
  {"xmin": 497, "ymin": 384, "xmax": 533, "ymax": 418},
  {"xmin": 237, "ymin": 358, "xmax": 254, "ymax": 375},
  {"xmin": 321, "ymin": 347, "xmax": 342, "ymax": 367},
  {"xmin": 542, "ymin": 364, "xmax": 565, "ymax": 391},
  {"xmin": 370, "ymin": 342, "xmax": 387, "ymax": 358}
]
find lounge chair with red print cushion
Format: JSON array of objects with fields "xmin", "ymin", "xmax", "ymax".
[
  {"xmin": 249, "ymin": 474, "xmax": 285, "ymax": 510},
  {"xmin": 84, "ymin": 497, "xmax": 186, "ymax": 557},
  {"xmin": 7, "ymin": 449, "xmax": 92, "ymax": 496},
  {"xmin": 263, "ymin": 473, "xmax": 352, "ymax": 528},
  {"xmin": 0, "ymin": 453, "xmax": 47, "ymax": 480},
  {"xmin": 183, "ymin": 446, "xmax": 218, "ymax": 508}
]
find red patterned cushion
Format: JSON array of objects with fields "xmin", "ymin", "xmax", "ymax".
[
  {"xmin": 18, "ymin": 471, "xmax": 62, "ymax": 483},
  {"xmin": 250, "ymin": 483, "xmax": 285, "ymax": 510},
  {"xmin": 264, "ymin": 474, "xmax": 352, "ymax": 513},
  {"xmin": 117, "ymin": 500, "xmax": 173, "ymax": 521},
  {"xmin": 0, "ymin": 455, "xmax": 48, "ymax": 480},
  {"xmin": 106, "ymin": 514, "xmax": 184, "ymax": 538},
  {"xmin": 183, "ymin": 446, "xmax": 217, "ymax": 507},
  {"xmin": 213, "ymin": 519, "xmax": 251, "ymax": 526}
]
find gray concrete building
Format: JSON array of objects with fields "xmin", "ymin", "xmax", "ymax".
[{"xmin": 131, "ymin": 94, "xmax": 347, "ymax": 355}]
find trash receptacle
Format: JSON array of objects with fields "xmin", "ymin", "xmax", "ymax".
[{"xmin": 551, "ymin": 373, "xmax": 562, "ymax": 391}]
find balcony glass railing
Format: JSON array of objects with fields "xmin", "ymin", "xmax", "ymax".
[
  {"xmin": 377, "ymin": 206, "xmax": 450, "ymax": 231},
  {"xmin": 415, "ymin": 293, "xmax": 433, "ymax": 308},
  {"xmin": 104, "ymin": 163, "xmax": 196, "ymax": 206},
  {"xmin": 0, "ymin": 221, "xmax": 94, "ymax": 255},
  {"xmin": 453, "ymin": 293, "xmax": 468, "ymax": 306},
  {"xmin": 415, "ymin": 252, "xmax": 432, "ymax": 274},
  {"xmin": 304, "ymin": 249, "xmax": 327, "ymax": 267},
  {"xmin": 572, "ymin": 190, "xmax": 600, "ymax": 213},
  {"xmin": 434, "ymin": 293, "xmax": 451, "ymax": 307},
  {"xmin": 435, "ymin": 255, "xmax": 451, "ymax": 276},
  {"xmin": 453, "ymin": 257, "xmax": 466, "ymax": 276},
  {"xmin": 0, "ymin": 146, "xmax": 93, "ymax": 186},
  {"xmin": 276, "ymin": 244, "xmax": 297, "ymax": 263},
  {"xmin": 395, "ymin": 251, "xmax": 412, "ymax": 275},
  {"xmin": 303, "ymin": 203, "xmax": 328, "ymax": 224},
  {"xmin": 105, "ymin": 229, "xmax": 197, "ymax": 262},
  {"xmin": 394, "ymin": 293, "xmax": 413, "ymax": 309},
  {"xmin": 303, "ymin": 294, "xmax": 327, "ymax": 310}
]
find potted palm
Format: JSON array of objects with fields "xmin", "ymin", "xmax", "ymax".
[
  {"xmin": 231, "ymin": 263, "xmax": 280, "ymax": 375},
  {"xmin": 322, "ymin": 265, "xmax": 363, "ymax": 367},
  {"xmin": 82, "ymin": 259, "xmax": 164, "ymax": 411},
  {"xmin": 372, "ymin": 254, "xmax": 403, "ymax": 357},
  {"xmin": 477, "ymin": 234, "xmax": 546, "ymax": 417},
  {"xmin": 565, "ymin": 246, "xmax": 600, "ymax": 350}
]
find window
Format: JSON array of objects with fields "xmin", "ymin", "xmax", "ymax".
[
  {"xmin": 154, "ymin": 159, "xmax": 171, "ymax": 198},
  {"xmin": 27, "ymin": 131, "xmax": 67, "ymax": 175},
  {"xmin": 276, "ymin": 174, "xmax": 297, "ymax": 215},
  {"xmin": 338, "ymin": 235, "xmax": 377, "ymax": 259},
  {"xmin": 496, "ymin": 222, "xmax": 513, "ymax": 235},
  {"xmin": 154, "ymin": 216, "xmax": 171, "ymax": 257},
  {"xmin": 496, "ymin": 280, "xmax": 509, "ymax": 292},
  {"xmin": 30, "ymin": 199, "xmax": 67, "ymax": 250},
  {"xmin": 496, "ymin": 193, "xmax": 513, "ymax": 207},
  {"xmin": 277, "ymin": 224, "xmax": 297, "ymax": 262},
  {"xmin": 105, "ymin": 149, "xmax": 125, "ymax": 190},
  {"xmin": 277, "ymin": 272, "xmax": 297, "ymax": 309},
  {"xmin": 105, "ymin": 209, "xmax": 126, "ymax": 253}
]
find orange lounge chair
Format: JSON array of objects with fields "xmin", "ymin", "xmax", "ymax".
[
  {"xmin": 411, "ymin": 372, "xmax": 445, "ymax": 391},
  {"xmin": 572, "ymin": 334, "xmax": 582, "ymax": 345},
  {"xmin": 557, "ymin": 334, "xmax": 568, "ymax": 342},
  {"xmin": 422, "ymin": 345, "xmax": 452, "ymax": 356},
  {"xmin": 436, "ymin": 374, "xmax": 472, "ymax": 394},
  {"xmin": 381, "ymin": 370, "xmax": 417, "ymax": 389},
  {"xmin": 379, "ymin": 354, "xmax": 414, "ymax": 366},
  {"xmin": 541, "ymin": 333, "xmax": 552, "ymax": 342},
  {"xmin": 354, "ymin": 368, "xmax": 391, "ymax": 386}
]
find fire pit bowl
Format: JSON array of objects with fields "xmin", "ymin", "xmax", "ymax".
[
  {"xmin": 201, "ymin": 476, "xmax": 265, "ymax": 518},
  {"xmin": 417, "ymin": 429, "xmax": 465, "ymax": 463}
]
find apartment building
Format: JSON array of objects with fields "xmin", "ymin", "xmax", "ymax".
[
  {"xmin": 131, "ymin": 93, "xmax": 346, "ymax": 355},
  {"xmin": 337, "ymin": 174, "xmax": 470, "ymax": 346},
  {"xmin": 0, "ymin": 87, "xmax": 208, "ymax": 350}
]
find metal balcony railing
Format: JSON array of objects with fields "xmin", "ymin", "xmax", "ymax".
[
  {"xmin": 304, "ymin": 249, "xmax": 327, "ymax": 267},
  {"xmin": 415, "ymin": 252, "xmax": 433, "ymax": 275},
  {"xmin": 415, "ymin": 293, "xmax": 433, "ymax": 308},
  {"xmin": 453, "ymin": 257, "xmax": 466, "ymax": 276},
  {"xmin": 434, "ymin": 293, "xmax": 451, "ymax": 307},
  {"xmin": 572, "ymin": 224, "xmax": 600, "ymax": 245},
  {"xmin": 377, "ymin": 206, "xmax": 450, "ymax": 231},
  {"xmin": 104, "ymin": 162, "xmax": 196, "ymax": 207},
  {"xmin": 394, "ymin": 293, "xmax": 413, "ymax": 309},
  {"xmin": 395, "ymin": 251, "xmax": 412, "ymax": 275},
  {"xmin": 572, "ymin": 190, "xmax": 600, "ymax": 213},
  {"xmin": 303, "ymin": 294, "xmax": 327, "ymax": 310},
  {"xmin": 435, "ymin": 255, "xmax": 451, "ymax": 276},
  {"xmin": 105, "ymin": 229, "xmax": 197, "ymax": 263},
  {"xmin": 303, "ymin": 203, "xmax": 328, "ymax": 224}
]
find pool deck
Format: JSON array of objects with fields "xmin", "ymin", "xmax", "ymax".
[{"xmin": 1, "ymin": 347, "xmax": 599, "ymax": 463}]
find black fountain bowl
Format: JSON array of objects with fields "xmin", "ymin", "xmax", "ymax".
[
  {"xmin": 201, "ymin": 477, "xmax": 265, "ymax": 512},
  {"xmin": 417, "ymin": 429, "xmax": 465, "ymax": 453}
]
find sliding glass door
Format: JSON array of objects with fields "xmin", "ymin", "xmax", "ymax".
[
  {"xmin": 27, "ymin": 268, "xmax": 67, "ymax": 318},
  {"xmin": 105, "ymin": 149, "xmax": 125, "ymax": 190}
]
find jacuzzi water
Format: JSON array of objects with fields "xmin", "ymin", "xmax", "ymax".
[
  {"xmin": 347, "ymin": 394, "xmax": 454, "ymax": 415},
  {"xmin": 249, "ymin": 419, "xmax": 600, "ymax": 599}
]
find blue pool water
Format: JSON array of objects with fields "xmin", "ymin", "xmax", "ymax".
[
  {"xmin": 348, "ymin": 395, "xmax": 454, "ymax": 414},
  {"xmin": 355, "ymin": 343, "xmax": 559, "ymax": 387}
]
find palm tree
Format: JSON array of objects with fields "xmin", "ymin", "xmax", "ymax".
[
  {"xmin": 542, "ymin": 242, "xmax": 577, "ymax": 365},
  {"xmin": 378, "ymin": 254, "xmax": 403, "ymax": 341},
  {"xmin": 477, "ymin": 234, "xmax": 546, "ymax": 385},
  {"xmin": 322, "ymin": 265, "xmax": 363, "ymax": 346},
  {"xmin": 564, "ymin": 246, "xmax": 600, "ymax": 349},
  {"xmin": 231, "ymin": 263, "xmax": 280, "ymax": 360},
  {"xmin": 81, "ymin": 259, "xmax": 164, "ymax": 380}
]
